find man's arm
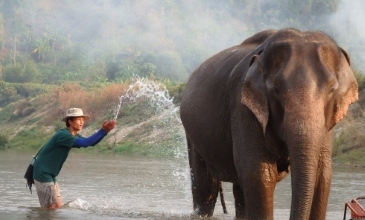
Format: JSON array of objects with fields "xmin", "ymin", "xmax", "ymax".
[
  {"xmin": 74, "ymin": 129, "xmax": 107, "ymax": 147},
  {"xmin": 74, "ymin": 120, "xmax": 116, "ymax": 148}
]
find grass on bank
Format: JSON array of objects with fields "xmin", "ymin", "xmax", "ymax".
[
  {"xmin": 1, "ymin": 76, "xmax": 365, "ymax": 164},
  {"xmin": 0, "ymin": 79, "xmax": 186, "ymax": 158}
]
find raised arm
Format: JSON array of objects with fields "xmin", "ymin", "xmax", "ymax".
[{"xmin": 74, "ymin": 120, "xmax": 116, "ymax": 148}]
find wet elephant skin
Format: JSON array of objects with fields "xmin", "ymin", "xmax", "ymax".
[{"xmin": 180, "ymin": 28, "xmax": 358, "ymax": 220}]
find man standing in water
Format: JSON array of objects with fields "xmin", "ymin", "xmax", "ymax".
[{"xmin": 33, "ymin": 108, "xmax": 116, "ymax": 209}]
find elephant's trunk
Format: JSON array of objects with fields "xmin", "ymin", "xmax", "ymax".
[{"xmin": 285, "ymin": 113, "xmax": 324, "ymax": 219}]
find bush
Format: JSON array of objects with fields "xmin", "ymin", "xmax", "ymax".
[
  {"xmin": 12, "ymin": 82, "xmax": 51, "ymax": 97},
  {"xmin": 0, "ymin": 134, "xmax": 8, "ymax": 149},
  {"xmin": 2, "ymin": 65, "xmax": 23, "ymax": 83},
  {"xmin": 0, "ymin": 81, "xmax": 52, "ymax": 107},
  {"xmin": 154, "ymin": 51, "xmax": 188, "ymax": 81},
  {"xmin": 0, "ymin": 81, "xmax": 18, "ymax": 106},
  {"xmin": 2, "ymin": 61, "xmax": 40, "ymax": 83},
  {"xmin": 354, "ymin": 70, "xmax": 365, "ymax": 90},
  {"xmin": 112, "ymin": 142, "xmax": 136, "ymax": 154},
  {"xmin": 11, "ymin": 100, "xmax": 36, "ymax": 118},
  {"xmin": 9, "ymin": 127, "xmax": 50, "ymax": 150},
  {"xmin": 43, "ymin": 82, "xmax": 128, "ymax": 125},
  {"xmin": 165, "ymin": 82, "xmax": 186, "ymax": 105}
]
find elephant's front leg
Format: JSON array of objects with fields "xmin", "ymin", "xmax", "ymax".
[
  {"xmin": 239, "ymin": 161, "xmax": 277, "ymax": 220},
  {"xmin": 188, "ymin": 140, "xmax": 219, "ymax": 217}
]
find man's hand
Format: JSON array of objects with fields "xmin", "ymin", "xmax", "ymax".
[{"xmin": 102, "ymin": 120, "xmax": 116, "ymax": 133}]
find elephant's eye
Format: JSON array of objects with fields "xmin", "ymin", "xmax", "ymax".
[
  {"xmin": 328, "ymin": 86, "xmax": 336, "ymax": 97},
  {"xmin": 328, "ymin": 82, "xmax": 338, "ymax": 96}
]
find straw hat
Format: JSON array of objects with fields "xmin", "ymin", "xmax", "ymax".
[{"xmin": 61, "ymin": 108, "xmax": 90, "ymax": 122}]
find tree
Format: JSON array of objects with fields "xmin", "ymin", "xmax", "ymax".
[
  {"xmin": 2, "ymin": 60, "xmax": 40, "ymax": 83},
  {"xmin": 0, "ymin": 14, "xmax": 4, "ymax": 50},
  {"xmin": 31, "ymin": 37, "xmax": 51, "ymax": 61}
]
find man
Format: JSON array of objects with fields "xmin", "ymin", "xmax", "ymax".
[{"xmin": 33, "ymin": 107, "xmax": 116, "ymax": 209}]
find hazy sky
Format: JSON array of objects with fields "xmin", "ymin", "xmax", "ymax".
[
  {"xmin": 328, "ymin": 0, "xmax": 365, "ymax": 73},
  {"xmin": 24, "ymin": 0, "xmax": 365, "ymax": 75}
]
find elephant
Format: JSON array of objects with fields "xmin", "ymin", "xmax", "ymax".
[{"xmin": 179, "ymin": 28, "xmax": 358, "ymax": 220}]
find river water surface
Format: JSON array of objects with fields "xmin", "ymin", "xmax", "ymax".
[{"xmin": 0, "ymin": 151, "xmax": 363, "ymax": 219}]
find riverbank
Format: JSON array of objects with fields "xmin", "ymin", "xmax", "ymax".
[{"xmin": 1, "ymin": 78, "xmax": 365, "ymax": 165}]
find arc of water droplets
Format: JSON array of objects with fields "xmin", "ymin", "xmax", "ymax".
[
  {"xmin": 113, "ymin": 77, "xmax": 189, "ymax": 196},
  {"xmin": 114, "ymin": 77, "xmax": 176, "ymax": 120}
]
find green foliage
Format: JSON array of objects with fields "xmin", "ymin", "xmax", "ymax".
[
  {"xmin": 354, "ymin": 70, "xmax": 365, "ymax": 90},
  {"xmin": 115, "ymin": 64, "xmax": 140, "ymax": 82},
  {"xmin": 154, "ymin": 51, "xmax": 188, "ymax": 81},
  {"xmin": 112, "ymin": 142, "xmax": 138, "ymax": 154},
  {"xmin": 0, "ymin": 14, "xmax": 4, "ymax": 46},
  {"xmin": 119, "ymin": 99, "xmax": 156, "ymax": 125},
  {"xmin": 333, "ymin": 132, "xmax": 346, "ymax": 157},
  {"xmin": 10, "ymin": 99, "xmax": 36, "ymax": 120},
  {"xmin": 110, "ymin": 56, "xmax": 158, "ymax": 83},
  {"xmin": 0, "ymin": 81, "xmax": 52, "ymax": 107},
  {"xmin": 2, "ymin": 65, "xmax": 23, "ymax": 82},
  {"xmin": 0, "ymin": 0, "xmax": 359, "ymax": 85},
  {"xmin": 0, "ymin": 134, "xmax": 8, "ymax": 149},
  {"xmin": 139, "ymin": 63, "xmax": 157, "ymax": 78},
  {"xmin": 2, "ymin": 60, "xmax": 40, "ymax": 83},
  {"xmin": 31, "ymin": 37, "xmax": 51, "ymax": 62},
  {"xmin": 333, "ymin": 149, "xmax": 365, "ymax": 166},
  {"xmin": 0, "ymin": 105, "xmax": 15, "ymax": 122},
  {"xmin": 164, "ymin": 81, "xmax": 186, "ymax": 105},
  {"xmin": 12, "ymin": 82, "xmax": 51, "ymax": 97},
  {"xmin": 180, "ymin": 45, "xmax": 210, "ymax": 74},
  {"xmin": 26, "ymin": 116, "xmax": 42, "ymax": 125},
  {"xmin": 0, "ymin": 81, "xmax": 18, "ymax": 106},
  {"xmin": 0, "ymin": 0, "xmax": 364, "ymax": 163},
  {"xmin": 53, "ymin": 121, "xmax": 65, "ymax": 132},
  {"xmin": 9, "ymin": 127, "xmax": 50, "ymax": 150}
]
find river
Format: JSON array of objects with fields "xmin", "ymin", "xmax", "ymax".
[{"xmin": 0, "ymin": 151, "xmax": 363, "ymax": 219}]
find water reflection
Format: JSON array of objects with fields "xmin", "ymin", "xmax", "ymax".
[{"xmin": 0, "ymin": 151, "xmax": 362, "ymax": 219}]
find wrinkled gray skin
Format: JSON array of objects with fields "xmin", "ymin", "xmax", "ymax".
[{"xmin": 180, "ymin": 28, "xmax": 358, "ymax": 220}]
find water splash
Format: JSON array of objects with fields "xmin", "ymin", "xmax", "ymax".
[
  {"xmin": 113, "ymin": 77, "xmax": 190, "ymax": 198},
  {"xmin": 113, "ymin": 77, "xmax": 176, "ymax": 120},
  {"xmin": 65, "ymin": 198, "xmax": 93, "ymax": 210}
]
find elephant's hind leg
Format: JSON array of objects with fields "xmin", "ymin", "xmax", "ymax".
[
  {"xmin": 188, "ymin": 140, "xmax": 219, "ymax": 217},
  {"xmin": 233, "ymin": 184, "xmax": 246, "ymax": 218}
]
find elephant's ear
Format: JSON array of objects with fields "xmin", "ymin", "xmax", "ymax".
[
  {"xmin": 241, "ymin": 55, "xmax": 269, "ymax": 134},
  {"xmin": 328, "ymin": 48, "xmax": 358, "ymax": 130}
]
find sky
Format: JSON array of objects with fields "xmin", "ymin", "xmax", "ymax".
[
  {"xmin": 19, "ymin": 0, "xmax": 365, "ymax": 76},
  {"xmin": 97, "ymin": 0, "xmax": 365, "ymax": 74},
  {"xmin": 328, "ymin": 0, "xmax": 365, "ymax": 73}
]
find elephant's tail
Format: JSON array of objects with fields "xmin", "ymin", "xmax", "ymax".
[{"xmin": 219, "ymin": 181, "xmax": 227, "ymax": 214}]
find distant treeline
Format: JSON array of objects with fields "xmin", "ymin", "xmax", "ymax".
[{"xmin": 0, "ymin": 0, "xmax": 362, "ymax": 86}]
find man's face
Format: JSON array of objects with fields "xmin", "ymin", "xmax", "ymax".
[{"xmin": 69, "ymin": 117, "xmax": 85, "ymax": 131}]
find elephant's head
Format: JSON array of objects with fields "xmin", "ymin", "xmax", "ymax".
[
  {"xmin": 241, "ymin": 28, "xmax": 358, "ymax": 218},
  {"xmin": 242, "ymin": 29, "xmax": 358, "ymax": 135}
]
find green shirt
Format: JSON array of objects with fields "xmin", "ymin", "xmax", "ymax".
[{"xmin": 33, "ymin": 128, "xmax": 83, "ymax": 183}]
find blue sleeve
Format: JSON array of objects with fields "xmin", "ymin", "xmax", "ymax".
[{"xmin": 73, "ymin": 129, "xmax": 108, "ymax": 148}]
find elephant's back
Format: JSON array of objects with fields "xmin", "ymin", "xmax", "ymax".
[
  {"xmin": 181, "ymin": 29, "xmax": 278, "ymax": 121},
  {"xmin": 181, "ymin": 43, "xmax": 257, "ymax": 122},
  {"xmin": 180, "ymin": 45, "xmax": 255, "ymax": 181},
  {"xmin": 180, "ymin": 45, "xmax": 251, "ymax": 132}
]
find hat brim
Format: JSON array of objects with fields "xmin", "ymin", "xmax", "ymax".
[{"xmin": 61, "ymin": 115, "xmax": 90, "ymax": 122}]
